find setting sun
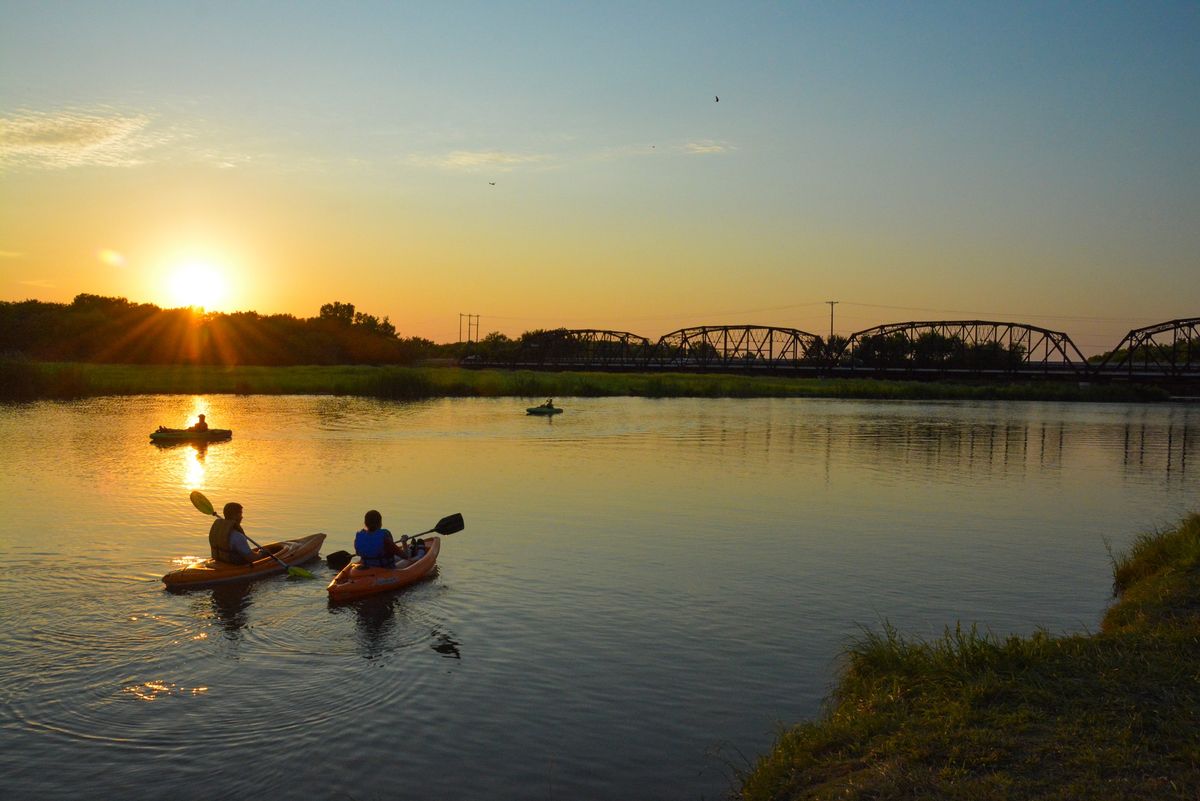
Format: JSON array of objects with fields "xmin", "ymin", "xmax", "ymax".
[{"xmin": 166, "ymin": 261, "xmax": 228, "ymax": 310}]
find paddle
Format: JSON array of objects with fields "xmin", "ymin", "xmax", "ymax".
[
  {"xmin": 325, "ymin": 513, "xmax": 465, "ymax": 571},
  {"xmin": 189, "ymin": 490, "xmax": 316, "ymax": 579}
]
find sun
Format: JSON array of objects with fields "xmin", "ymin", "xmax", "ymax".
[{"xmin": 166, "ymin": 261, "xmax": 229, "ymax": 310}]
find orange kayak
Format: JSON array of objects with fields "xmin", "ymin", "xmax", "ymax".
[
  {"xmin": 326, "ymin": 536, "xmax": 441, "ymax": 603},
  {"xmin": 163, "ymin": 533, "xmax": 326, "ymax": 589}
]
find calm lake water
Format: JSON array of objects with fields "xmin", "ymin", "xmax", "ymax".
[{"xmin": 0, "ymin": 395, "xmax": 1196, "ymax": 800}]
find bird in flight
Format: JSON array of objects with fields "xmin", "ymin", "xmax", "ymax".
[
  {"xmin": 489, "ymin": 182, "xmax": 495, "ymax": 186},
  {"xmin": 715, "ymin": 95, "xmax": 719, "ymax": 102}
]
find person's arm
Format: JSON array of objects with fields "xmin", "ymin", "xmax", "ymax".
[{"xmin": 229, "ymin": 529, "xmax": 256, "ymax": 562}]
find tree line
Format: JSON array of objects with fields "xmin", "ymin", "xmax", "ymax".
[{"xmin": 0, "ymin": 295, "xmax": 460, "ymax": 365}]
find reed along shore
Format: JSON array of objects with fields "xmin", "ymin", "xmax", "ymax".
[
  {"xmin": 0, "ymin": 361, "xmax": 1169, "ymax": 403},
  {"xmin": 738, "ymin": 513, "xmax": 1200, "ymax": 801}
]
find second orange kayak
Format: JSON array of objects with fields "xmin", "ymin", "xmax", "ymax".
[{"xmin": 326, "ymin": 537, "xmax": 441, "ymax": 603}]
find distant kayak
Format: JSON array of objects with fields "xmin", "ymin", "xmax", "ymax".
[
  {"xmin": 150, "ymin": 428, "xmax": 233, "ymax": 442},
  {"xmin": 163, "ymin": 533, "xmax": 325, "ymax": 589},
  {"xmin": 526, "ymin": 406, "xmax": 562, "ymax": 416},
  {"xmin": 326, "ymin": 536, "xmax": 441, "ymax": 603}
]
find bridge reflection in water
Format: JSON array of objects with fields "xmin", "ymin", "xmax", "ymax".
[
  {"xmin": 466, "ymin": 317, "xmax": 1200, "ymax": 384},
  {"xmin": 681, "ymin": 401, "xmax": 1199, "ymax": 491}
]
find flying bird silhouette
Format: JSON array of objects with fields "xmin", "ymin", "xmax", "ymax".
[
  {"xmin": 489, "ymin": 182, "xmax": 495, "ymax": 185},
  {"xmin": 715, "ymin": 95, "xmax": 719, "ymax": 102}
]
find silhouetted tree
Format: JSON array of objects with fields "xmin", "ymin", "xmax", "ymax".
[{"xmin": 319, "ymin": 301, "xmax": 356, "ymax": 325}]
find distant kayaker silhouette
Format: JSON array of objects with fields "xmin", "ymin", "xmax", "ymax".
[{"xmin": 188, "ymin": 414, "xmax": 209, "ymax": 433}]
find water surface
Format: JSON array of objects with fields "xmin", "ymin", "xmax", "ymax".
[{"xmin": 0, "ymin": 396, "xmax": 1196, "ymax": 800}]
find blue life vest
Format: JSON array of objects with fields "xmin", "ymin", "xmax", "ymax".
[{"xmin": 355, "ymin": 528, "xmax": 396, "ymax": 568}]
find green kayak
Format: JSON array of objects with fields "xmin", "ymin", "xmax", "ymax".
[{"xmin": 150, "ymin": 427, "xmax": 233, "ymax": 442}]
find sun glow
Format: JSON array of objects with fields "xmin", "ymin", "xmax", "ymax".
[{"xmin": 166, "ymin": 261, "xmax": 229, "ymax": 311}]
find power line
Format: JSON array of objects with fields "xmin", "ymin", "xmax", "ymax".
[
  {"xmin": 840, "ymin": 302, "xmax": 1154, "ymax": 324},
  {"xmin": 459, "ymin": 301, "xmax": 829, "ymax": 325}
]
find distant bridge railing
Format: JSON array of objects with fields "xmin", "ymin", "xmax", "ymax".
[{"xmin": 462, "ymin": 316, "xmax": 1198, "ymax": 382}]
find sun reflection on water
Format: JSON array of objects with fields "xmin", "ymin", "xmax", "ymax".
[
  {"xmin": 183, "ymin": 445, "xmax": 205, "ymax": 489},
  {"xmin": 123, "ymin": 681, "xmax": 209, "ymax": 702}
]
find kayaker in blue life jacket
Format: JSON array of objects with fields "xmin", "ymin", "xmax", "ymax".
[
  {"xmin": 188, "ymin": 414, "xmax": 209, "ymax": 433},
  {"xmin": 354, "ymin": 510, "xmax": 409, "ymax": 568},
  {"xmin": 208, "ymin": 502, "xmax": 262, "ymax": 565}
]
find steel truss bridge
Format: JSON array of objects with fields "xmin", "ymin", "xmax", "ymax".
[{"xmin": 467, "ymin": 317, "xmax": 1200, "ymax": 383}]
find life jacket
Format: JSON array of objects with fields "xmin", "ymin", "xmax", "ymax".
[
  {"xmin": 355, "ymin": 528, "xmax": 396, "ymax": 568},
  {"xmin": 209, "ymin": 518, "xmax": 250, "ymax": 564}
]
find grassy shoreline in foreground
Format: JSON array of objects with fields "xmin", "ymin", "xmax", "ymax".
[
  {"xmin": 0, "ymin": 361, "xmax": 1171, "ymax": 402},
  {"xmin": 738, "ymin": 513, "xmax": 1200, "ymax": 800}
]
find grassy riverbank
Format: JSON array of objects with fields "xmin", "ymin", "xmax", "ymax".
[
  {"xmin": 0, "ymin": 361, "xmax": 1170, "ymax": 402},
  {"xmin": 738, "ymin": 513, "xmax": 1200, "ymax": 800}
]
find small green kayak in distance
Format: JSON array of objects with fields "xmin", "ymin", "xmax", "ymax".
[
  {"xmin": 150, "ymin": 427, "xmax": 233, "ymax": 442},
  {"xmin": 526, "ymin": 406, "xmax": 563, "ymax": 416}
]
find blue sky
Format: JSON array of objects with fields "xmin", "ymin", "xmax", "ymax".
[{"xmin": 2, "ymin": 1, "xmax": 1197, "ymax": 351}]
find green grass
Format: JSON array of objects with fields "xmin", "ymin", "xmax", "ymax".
[
  {"xmin": 737, "ymin": 513, "xmax": 1200, "ymax": 801},
  {"xmin": 0, "ymin": 361, "xmax": 1171, "ymax": 402}
]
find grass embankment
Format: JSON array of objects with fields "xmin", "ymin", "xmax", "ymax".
[
  {"xmin": 0, "ymin": 361, "xmax": 1169, "ymax": 402},
  {"xmin": 738, "ymin": 513, "xmax": 1200, "ymax": 801}
]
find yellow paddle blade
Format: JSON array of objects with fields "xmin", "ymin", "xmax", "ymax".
[
  {"xmin": 287, "ymin": 565, "xmax": 316, "ymax": 579},
  {"xmin": 190, "ymin": 490, "xmax": 216, "ymax": 516}
]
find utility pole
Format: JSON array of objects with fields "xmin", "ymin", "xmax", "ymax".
[
  {"xmin": 825, "ymin": 301, "xmax": 838, "ymax": 341},
  {"xmin": 459, "ymin": 313, "xmax": 479, "ymax": 343}
]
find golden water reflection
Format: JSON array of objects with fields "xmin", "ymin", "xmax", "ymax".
[
  {"xmin": 183, "ymin": 444, "xmax": 205, "ymax": 490},
  {"xmin": 122, "ymin": 681, "xmax": 209, "ymax": 702}
]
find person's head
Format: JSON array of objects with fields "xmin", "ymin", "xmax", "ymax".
[
  {"xmin": 223, "ymin": 502, "xmax": 243, "ymax": 523},
  {"xmin": 364, "ymin": 510, "xmax": 382, "ymax": 531},
  {"xmin": 198, "ymin": 414, "xmax": 206, "ymax": 421}
]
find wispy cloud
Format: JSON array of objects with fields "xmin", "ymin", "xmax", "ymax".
[
  {"xmin": 0, "ymin": 108, "xmax": 172, "ymax": 170},
  {"xmin": 409, "ymin": 149, "xmax": 552, "ymax": 172},
  {"xmin": 408, "ymin": 139, "xmax": 734, "ymax": 172},
  {"xmin": 0, "ymin": 250, "xmax": 24, "ymax": 259},
  {"xmin": 683, "ymin": 140, "xmax": 734, "ymax": 155},
  {"xmin": 591, "ymin": 139, "xmax": 736, "ymax": 161},
  {"xmin": 18, "ymin": 279, "xmax": 55, "ymax": 288}
]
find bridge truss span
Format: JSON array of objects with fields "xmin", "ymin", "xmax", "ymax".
[
  {"xmin": 652, "ymin": 325, "xmax": 823, "ymax": 370},
  {"xmin": 842, "ymin": 320, "xmax": 1089, "ymax": 375},
  {"xmin": 515, "ymin": 328, "xmax": 653, "ymax": 368},
  {"xmin": 1094, "ymin": 318, "xmax": 1200, "ymax": 378}
]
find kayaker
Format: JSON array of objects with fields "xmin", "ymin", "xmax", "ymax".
[
  {"xmin": 354, "ymin": 510, "xmax": 408, "ymax": 568},
  {"xmin": 208, "ymin": 502, "xmax": 262, "ymax": 565},
  {"xmin": 542, "ymin": 398, "xmax": 554, "ymax": 408},
  {"xmin": 188, "ymin": 414, "xmax": 209, "ymax": 433}
]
